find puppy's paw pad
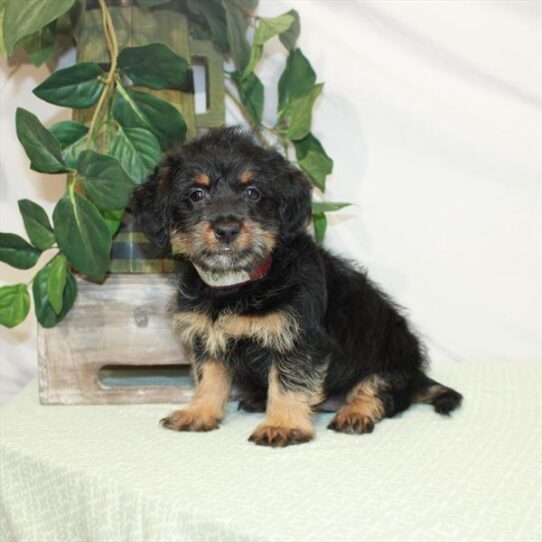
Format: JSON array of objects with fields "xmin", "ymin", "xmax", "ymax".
[
  {"xmin": 328, "ymin": 412, "xmax": 375, "ymax": 434},
  {"xmin": 160, "ymin": 409, "xmax": 220, "ymax": 432},
  {"xmin": 248, "ymin": 425, "xmax": 313, "ymax": 447}
]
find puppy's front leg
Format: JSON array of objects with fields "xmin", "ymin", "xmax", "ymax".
[
  {"xmin": 249, "ymin": 365, "xmax": 324, "ymax": 447},
  {"xmin": 162, "ymin": 361, "xmax": 231, "ymax": 432}
]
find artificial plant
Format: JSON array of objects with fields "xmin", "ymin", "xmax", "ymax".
[{"xmin": 0, "ymin": 0, "xmax": 349, "ymax": 329}]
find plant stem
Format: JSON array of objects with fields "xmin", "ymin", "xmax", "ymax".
[
  {"xmin": 231, "ymin": 1, "xmax": 256, "ymax": 22},
  {"xmin": 224, "ymin": 85, "xmax": 245, "ymax": 117},
  {"xmin": 87, "ymin": 0, "xmax": 119, "ymax": 145},
  {"xmin": 101, "ymin": 0, "xmax": 114, "ymax": 56},
  {"xmin": 224, "ymin": 84, "xmax": 269, "ymax": 147}
]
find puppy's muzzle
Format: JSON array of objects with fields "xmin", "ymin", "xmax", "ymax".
[{"xmin": 212, "ymin": 219, "xmax": 242, "ymax": 244}]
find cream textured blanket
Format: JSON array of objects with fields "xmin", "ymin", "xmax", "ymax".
[{"xmin": 1, "ymin": 362, "xmax": 540, "ymax": 542}]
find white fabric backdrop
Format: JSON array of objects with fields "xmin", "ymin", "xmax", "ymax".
[{"xmin": 1, "ymin": 0, "xmax": 541, "ymax": 404}]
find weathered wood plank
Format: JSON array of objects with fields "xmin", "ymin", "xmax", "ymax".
[
  {"xmin": 38, "ymin": 274, "xmax": 194, "ymax": 405},
  {"xmin": 191, "ymin": 39, "xmax": 225, "ymax": 129}
]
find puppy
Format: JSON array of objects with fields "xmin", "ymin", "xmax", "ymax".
[{"xmin": 132, "ymin": 127, "xmax": 462, "ymax": 447}]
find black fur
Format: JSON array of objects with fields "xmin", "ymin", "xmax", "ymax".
[{"xmin": 132, "ymin": 127, "xmax": 462, "ymax": 444}]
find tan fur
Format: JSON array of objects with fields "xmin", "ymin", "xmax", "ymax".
[
  {"xmin": 202, "ymin": 223, "xmax": 221, "ymax": 251},
  {"xmin": 412, "ymin": 384, "xmax": 445, "ymax": 404},
  {"xmin": 173, "ymin": 310, "xmax": 298, "ymax": 356},
  {"xmin": 169, "ymin": 229, "xmax": 193, "ymax": 256},
  {"xmin": 162, "ymin": 361, "xmax": 231, "ymax": 431},
  {"xmin": 240, "ymin": 170, "xmax": 253, "ymax": 185},
  {"xmin": 330, "ymin": 375, "xmax": 388, "ymax": 433},
  {"xmin": 195, "ymin": 173, "xmax": 210, "ymax": 187},
  {"xmin": 237, "ymin": 223, "xmax": 252, "ymax": 251},
  {"xmin": 346, "ymin": 374, "xmax": 387, "ymax": 420},
  {"xmin": 253, "ymin": 222, "xmax": 277, "ymax": 253},
  {"xmin": 249, "ymin": 367, "xmax": 320, "ymax": 446},
  {"xmin": 171, "ymin": 219, "xmax": 277, "ymax": 260},
  {"xmin": 170, "ymin": 222, "xmax": 218, "ymax": 256}
]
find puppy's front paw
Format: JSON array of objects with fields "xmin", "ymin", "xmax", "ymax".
[
  {"xmin": 328, "ymin": 409, "xmax": 375, "ymax": 434},
  {"xmin": 248, "ymin": 424, "xmax": 313, "ymax": 447},
  {"xmin": 161, "ymin": 408, "xmax": 221, "ymax": 432}
]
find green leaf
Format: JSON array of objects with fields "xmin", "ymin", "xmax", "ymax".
[
  {"xmin": 33, "ymin": 62, "xmax": 105, "ymax": 108},
  {"xmin": 293, "ymin": 133, "xmax": 333, "ymax": 191},
  {"xmin": 231, "ymin": 71, "xmax": 264, "ymax": 124},
  {"xmin": 77, "ymin": 150, "xmax": 135, "ymax": 210},
  {"xmin": 279, "ymin": 9, "xmax": 299, "ymax": 51},
  {"xmin": 312, "ymin": 212, "xmax": 327, "ymax": 245},
  {"xmin": 0, "ymin": 0, "xmax": 6, "ymax": 55},
  {"xmin": 278, "ymin": 48, "xmax": 316, "ymax": 114},
  {"xmin": 284, "ymin": 83, "xmax": 323, "ymax": 141},
  {"xmin": 19, "ymin": 22, "xmax": 56, "ymax": 67},
  {"xmin": 17, "ymin": 199, "xmax": 55, "ymax": 251},
  {"xmin": 255, "ymin": 14, "xmax": 294, "ymax": 45},
  {"xmin": 231, "ymin": 0, "xmax": 258, "ymax": 11},
  {"xmin": 49, "ymin": 120, "xmax": 88, "ymax": 169},
  {"xmin": 136, "ymin": 0, "xmax": 171, "ymax": 6},
  {"xmin": 109, "ymin": 127, "xmax": 161, "ymax": 184},
  {"xmin": 47, "ymin": 253, "xmax": 67, "ymax": 314},
  {"xmin": 50, "ymin": 120, "xmax": 88, "ymax": 148},
  {"xmin": 242, "ymin": 13, "xmax": 294, "ymax": 79},
  {"xmin": 2, "ymin": 0, "xmax": 75, "ymax": 54},
  {"xmin": 33, "ymin": 262, "xmax": 77, "ymax": 328},
  {"xmin": 118, "ymin": 43, "xmax": 188, "ymax": 90},
  {"xmin": 102, "ymin": 209, "xmax": 124, "ymax": 236},
  {"xmin": 0, "ymin": 233, "xmax": 41, "ymax": 269},
  {"xmin": 53, "ymin": 193, "xmax": 112, "ymax": 281},
  {"xmin": 187, "ymin": 0, "xmax": 229, "ymax": 53},
  {"xmin": 0, "ymin": 284, "xmax": 30, "ymax": 328},
  {"xmin": 16, "ymin": 108, "xmax": 69, "ymax": 174},
  {"xmin": 312, "ymin": 201, "xmax": 351, "ymax": 214},
  {"xmin": 222, "ymin": 0, "xmax": 250, "ymax": 71},
  {"xmin": 113, "ymin": 87, "xmax": 187, "ymax": 150}
]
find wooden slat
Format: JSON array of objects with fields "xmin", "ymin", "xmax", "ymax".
[
  {"xmin": 38, "ymin": 274, "xmax": 194, "ymax": 405},
  {"xmin": 191, "ymin": 39, "xmax": 225, "ymax": 129}
]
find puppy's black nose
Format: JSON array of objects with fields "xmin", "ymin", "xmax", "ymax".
[{"xmin": 213, "ymin": 221, "xmax": 241, "ymax": 243}]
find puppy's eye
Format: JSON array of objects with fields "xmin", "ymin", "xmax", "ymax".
[
  {"xmin": 244, "ymin": 186, "xmax": 260, "ymax": 201},
  {"xmin": 189, "ymin": 189, "xmax": 206, "ymax": 202}
]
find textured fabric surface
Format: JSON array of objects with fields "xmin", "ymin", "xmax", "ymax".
[{"xmin": 1, "ymin": 362, "xmax": 541, "ymax": 542}]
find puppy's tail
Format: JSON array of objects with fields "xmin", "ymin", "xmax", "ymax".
[{"xmin": 411, "ymin": 372, "xmax": 463, "ymax": 415}]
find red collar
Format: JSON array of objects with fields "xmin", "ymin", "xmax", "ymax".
[
  {"xmin": 194, "ymin": 257, "xmax": 272, "ymax": 290},
  {"xmin": 248, "ymin": 256, "xmax": 272, "ymax": 282}
]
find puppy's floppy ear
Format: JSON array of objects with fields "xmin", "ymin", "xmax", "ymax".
[
  {"xmin": 279, "ymin": 168, "xmax": 313, "ymax": 236},
  {"xmin": 131, "ymin": 158, "xmax": 175, "ymax": 247}
]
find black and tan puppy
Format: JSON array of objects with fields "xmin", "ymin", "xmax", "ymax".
[{"xmin": 132, "ymin": 127, "xmax": 462, "ymax": 447}]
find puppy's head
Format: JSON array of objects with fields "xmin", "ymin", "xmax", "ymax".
[{"xmin": 132, "ymin": 127, "xmax": 312, "ymax": 273}]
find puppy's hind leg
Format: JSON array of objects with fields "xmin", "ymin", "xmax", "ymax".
[
  {"xmin": 328, "ymin": 375, "xmax": 391, "ymax": 434},
  {"xmin": 161, "ymin": 361, "xmax": 232, "ymax": 432}
]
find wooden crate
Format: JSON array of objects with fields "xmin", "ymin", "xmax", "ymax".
[
  {"xmin": 38, "ymin": 274, "xmax": 194, "ymax": 405},
  {"xmin": 36, "ymin": 6, "xmax": 228, "ymax": 406}
]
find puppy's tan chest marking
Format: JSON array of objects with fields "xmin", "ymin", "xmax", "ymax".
[{"xmin": 173, "ymin": 310, "xmax": 298, "ymax": 355}]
